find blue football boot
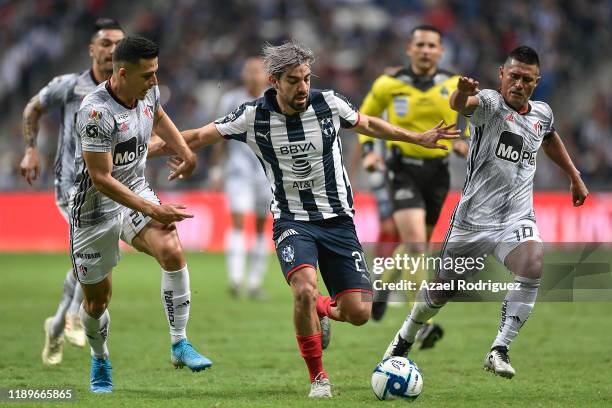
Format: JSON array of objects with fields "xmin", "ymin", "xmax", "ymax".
[
  {"xmin": 90, "ymin": 356, "xmax": 113, "ymax": 393},
  {"xmin": 171, "ymin": 339, "xmax": 212, "ymax": 372}
]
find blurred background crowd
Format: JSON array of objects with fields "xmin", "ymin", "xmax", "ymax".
[{"xmin": 0, "ymin": 0, "xmax": 610, "ymax": 192}]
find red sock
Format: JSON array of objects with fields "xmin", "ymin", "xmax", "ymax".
[
  {"xmin": 315, "ymin": 295, "xmax": 331, "ymax": 318},
  {"xmin": 296, "ymin": 333, "xmax": 327, "ymax": 382},
  {"xmin": 316, "ymin": 295, "xmax": 343, "ymax": 321}
]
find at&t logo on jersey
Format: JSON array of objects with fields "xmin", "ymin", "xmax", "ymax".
[
  {"xmin": 495, "ymin": 131, "xmax": 536, "ymax": 166},
  {"xmin": 292, "ymin": 159, "xmax": 312, "ymax": 179},
  {"xmin": 113, "ymin": 137, "xmax": 146, "ymax": 166}
]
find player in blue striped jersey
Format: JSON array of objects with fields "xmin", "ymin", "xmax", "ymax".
[
  {"xmin": 150, "ymin": 40, "xmax": 459, "ymax": 397},
  {"xmin": 18, "ymin": 18, "xmax": 124, "ymax": 366}
]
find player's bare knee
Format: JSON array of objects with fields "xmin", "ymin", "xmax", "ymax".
[
  {"xmin": 517, "ymin": 253, "xmax": 543, "ymax": 279},
  {"xmin": 291, "ymin": 276, "xmax": 318, "ymax": 310},
  {"xmin": 83, "ymin": 298, "xmax": 108, "ymax": 319},
  {"xmin": 293, "ymin": 284, "xmax": 317, "ymax": 309},
  {"xmin": 156, "ymin": 240, "xmax": 185, "ymax": 271}
]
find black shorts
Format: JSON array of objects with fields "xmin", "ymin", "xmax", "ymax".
[
  {"xmin": 272, "ymin": 216, "xmax": 373, "ymax": 299},
  {"xmin": 387, "ymin": 152, "xmax": 450, "ymax": 226}
]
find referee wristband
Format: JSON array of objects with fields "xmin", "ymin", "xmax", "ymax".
[{"xmin": 361, "ymin": 141, "xmax": 374, "ymax": 157}]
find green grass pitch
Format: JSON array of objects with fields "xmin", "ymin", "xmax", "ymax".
[{"xmin": 1, "ymin": 251, "xmax": 611, "ymax": 407}]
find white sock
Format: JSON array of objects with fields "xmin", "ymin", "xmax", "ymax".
[
  {"xmin": 50, "ymin": 269, "xmax": 77, "ymax": 338},
  {"xmin": 226, "ymin": 229, "xmax": 246, "ymax": 288},
  {"xmin": 67, "ymin": 281, "xmax": 84, "ymax": 316},
  {"xmin": 492, "ymin": 276, "xmax": 540, "ymax": 350},
  {"xmin": 247, "ymin": 233, "xmax": 268, "ymax": 291},
  {"xmin": 79, "ymin": 305, "xmax": 110, "ymax": 359},
  {"xmin": 399, "ymin": 289, "xmax": 443, "ymax": 342},
  {"xmin": 161, "ymin": 265, "xmax": 191, "ymax": 344}
]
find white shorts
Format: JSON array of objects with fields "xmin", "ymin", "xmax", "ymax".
[
  {"xmin": 56, "ymin": 186, "xmax": 74, "ymax": 223},
  {"xmin": 70, "ymin": 187, "xmax": 160, "ymax": 284},
  {"xmin": 57, "ymin": 201, "xmax": 70, "ymax": 223},
  {"xmin": 438, "ymin": 219, "xmax": 542, "ymax": 280},
  {"xmin": 225, "ymin": 174, "xmax": 271, "ymax": 216}
]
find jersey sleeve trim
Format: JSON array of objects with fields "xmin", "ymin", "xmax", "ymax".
[
  {"xmin": 218, "ymin": 129, "xmax": 247, "ymax": 143},
  {"xmin": 82, "ymin": 145, "xmax": 112, "ymax": 153},
  {"xmin": 340, "ymin": 111, "xmax": 360, "ymax": 129}
]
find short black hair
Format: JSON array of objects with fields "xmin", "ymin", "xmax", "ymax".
[
  {"xmin": 506, "ymin": 45, "xmax": 540, "ymax": 67},
  {"xmin": 113, "ymin": 36, "xmax": 159, "ymax": 66},
  {"xmin": 410, "ymin": 25, "xmax": 443, "ymax": 40},
  {"xmin": 91, "ymin": 18, "xmax": 123, "ymax": 41}
]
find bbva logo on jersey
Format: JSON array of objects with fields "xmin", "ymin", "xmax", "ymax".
[
  {"xmin": 113, "ymin": 137, "xmax": 146, "ymax": 166},
  {"xmin": 495, "ymin": 131, "xmax": 535, "ymax": 166},
  {"xmin": 279, "ymin": 142, "xmax": 316, "ymax": 155}
]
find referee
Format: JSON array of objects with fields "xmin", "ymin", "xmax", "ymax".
[{"xmin": 359, "ymin": 25, "xmax": 468, "ymax": 347}]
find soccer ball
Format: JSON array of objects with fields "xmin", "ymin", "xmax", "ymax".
[{"xmin": 371, "ymin": 357, "xmax": 423, "ymax": 401}]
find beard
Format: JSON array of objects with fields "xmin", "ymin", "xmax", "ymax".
[{"xmin": 288, "ymin": 95, "xmax": 309, "ymax": 112}]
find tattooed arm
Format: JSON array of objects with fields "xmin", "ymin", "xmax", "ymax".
[{"xmin": 19, "ymin": 95, "xmax": 46, "ymax": 185}]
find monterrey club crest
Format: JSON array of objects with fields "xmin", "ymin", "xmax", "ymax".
[
  {"xmin": 319, "ymin": 117, "xmax": 335, "ymax": 138},
  {"xmin": 281, "ymin": 244, "xmax": 295, "ymax": 264}
]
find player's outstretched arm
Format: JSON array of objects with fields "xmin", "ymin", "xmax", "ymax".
[
  {"xmin": 83, "ymin": 150, "xmax": 193, "ymax": 224},
  {"xmin": 450, "ymin": 76, "xmax": 480, "ymax": 117},
  {"xmin": 147, "ymin": 122, "xmax": 224, "ymax": 159},
  {"xmin": 19, "ymin": 95, "xmax": 46, "ymax": 185},
  {"xmin": 153, "ymin": 105, "xmax": 197, "ymax": 180},
  {"xmin": 354, "ymin": 115, "xmax": 460, "ymax": 150},
  {"xmin": 182, "ymin": 123, "xmax": 225, "ymax": 150},
  {"xmin": 542, "ymin": 131, "xmax": 589, "ymax": 206}
]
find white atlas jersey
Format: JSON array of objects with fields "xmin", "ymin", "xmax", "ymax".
[
  {"xmin": 214, "ymin": 88, "xmax": 360, "ymax": 221},
  {"xmin": 38, "ymin": 70, "xmax": 100, "ymax": 206},
  {"xmin": 453, "ymin": 89, "xmax": 555, "ymax": 231},
  {"xmin": 71, "ymin": 81, "xmax": 160, "ymax": 227}
]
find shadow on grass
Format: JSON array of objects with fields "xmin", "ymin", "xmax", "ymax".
[{"xmin": 120, "ymin": 386, "xmax": 302, "ymax": 400}]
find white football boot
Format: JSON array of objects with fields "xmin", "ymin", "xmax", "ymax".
[
  {"xmin": 42, "ymin": 317, "xmax": 64, "ymax": 365},
  {"xmin": 64, "ymin": 313, "xmax": 86, "ymax": 347},
  {"xmin": 484, "ymin": 346, "xmax": 515, "ymax": 379},
  {"xmin": 309, "ymin": 373, "xmax": 332, "ymax": 398}
]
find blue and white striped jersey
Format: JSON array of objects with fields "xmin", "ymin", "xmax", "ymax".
[
  {"xmin": 38, "ymin": 70, "xmax": 100, "ymax": 205},
  {"xmin": 216, "ymin": 87, "xmax": 267, "ymax": 182},
  {"xmin": 214, "ymin": 88, "xmax": 360, "ymax": 221}
]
